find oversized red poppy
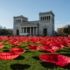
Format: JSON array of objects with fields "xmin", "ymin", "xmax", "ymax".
[
  {"xmin": 39, "ymin": 54, "xmax": 70, "ymax": 67},
  {"xmin": 0, "ymin": 52, "xmax": 19, "ymax": 60},
  {"xmin": 10, "ymin": 47, "xmax": 25, "ymax": 55},
  {"xmin": 0, "ymin": 48, "xmax": 25, "ymax": 60}
]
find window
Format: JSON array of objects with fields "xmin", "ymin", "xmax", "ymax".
[
  {"xmin": 16, "ymin": 19, "xmax": 21, "ymax": 23},
  {"xmin": 43, "ymin": 17, "xmax": 45, "ymax": 20},
  {"xmin": 48, "ymin": 16, "xmax": 50, "ymax": 20},
  {"xmin": 22, "ymin": 20, "xmax": 26, "ymax": 22},
  {"xmin": 40, "ymin": 17, "xmax": 43, "ymax": 20},
  {"xmin": 47, "ymin": 16, "xmax": 48, "ymax": 20},
  {"xmin": 40, "ymin": 16, "xmax": 50, "ymax": 21}
]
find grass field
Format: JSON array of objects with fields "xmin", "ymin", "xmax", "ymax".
[{"xmin": 0, "ymin": 51, "xmax": 70, "ymax": 70}]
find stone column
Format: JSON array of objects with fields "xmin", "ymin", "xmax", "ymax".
[
  {"xmin": 23, "ymin": 27, "xmax": 24, "ymax": 33},
  {"xmin": 19, "ymin": 26, "xmax": 21, "ymax": 35},
  {"xmin": 21, "ymin": 27, "xmax": 24, "ymax": 33},
  {"xmin": 26, "ymin": 27, "xmax": 27, "ymax": 34},
  {"xmin": 33, "ymin": 27, "xmax": 34, "ymax": 36},
  {"xmin": 34, "ymin": 27, "xmax": 36, "ymax": 36}
]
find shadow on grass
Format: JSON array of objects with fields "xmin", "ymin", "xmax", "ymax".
[
  {"xmin": 40, "ymin": 61, "xmax": 58, "ymax": 69},
  {"xmin": 32, "ymin": 56, "xmax": 39, "ymax": 60},
  {"xmin": 11, "ymin": 63, "xmax": 30, "ymax": 70},
  {"xmin": 64, "ymin": 63, "xmax": 70, "ymax": 69},
  {"xmin": 14, "ymin": 56, "xmax": 25, "ymax": 60},
  {"xmin": 40, "ymin": 62, "xmax": 70, "ymax": 70}
]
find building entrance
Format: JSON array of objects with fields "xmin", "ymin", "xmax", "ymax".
[
  {"xmin": 16, "ymin": 29, "xmax": 19, "ymax": 35},
  {"xmin": 43, "ymin": 28, "xmax": 47, "ymax": 36}
]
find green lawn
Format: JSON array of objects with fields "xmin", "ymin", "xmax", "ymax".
[{"xmin": 0, "ymin": 51, "xmax": 69, "ymax": 70}]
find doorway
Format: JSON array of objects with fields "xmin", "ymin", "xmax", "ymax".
[
  {"xmin": 16, "ymin": 29, "xmax": 19, "ymax": 35},
  {"xmin": 43, "ymin": 28, "xmax": 47, "ymax": 36}
]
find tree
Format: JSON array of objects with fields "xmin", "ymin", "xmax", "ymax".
[
  {"xmin": 64, "ymin": 25, "xmax": 70, "ymax": 35},
  {"xmin": 0, "ymin": 29, "xmax": 13, "ymax": 36}
]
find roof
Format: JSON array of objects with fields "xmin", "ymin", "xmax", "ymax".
[
  {"xmin": 14, "ymin": 15, "xmax": 28, "ymax": 19},
  {"xmin": 39, "ymin": 11, "xmax": 55, "ymax": 16}
]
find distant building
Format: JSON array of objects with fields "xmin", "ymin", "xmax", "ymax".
[
  {"xmin": 13, "ymin": 11, "xmax": 54, "ymax": 36},
  {"xmin": 57, "ymin": 25, "xmax": 70, "ymax": 36},
  {"xmin": 57, "ymin": 28, "xmax": 65, "ymax": 35}
]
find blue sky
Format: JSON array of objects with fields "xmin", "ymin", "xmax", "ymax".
[{"xmin": 0, "ymin": 0, "xmax": 70, "ymax": 30}]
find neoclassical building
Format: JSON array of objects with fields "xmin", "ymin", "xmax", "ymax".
[{"xmin": 13, "ymin": 11, "xmax": 54, "ymax": 36}]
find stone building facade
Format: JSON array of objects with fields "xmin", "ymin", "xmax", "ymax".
[{"xmin": 13, "ymin": 11, "xmax": 54, "ymax": 36}]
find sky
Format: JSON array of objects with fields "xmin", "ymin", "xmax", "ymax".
[{"xmin": 0, "ymin": 0, "xmax": 70, "ymax": 30}]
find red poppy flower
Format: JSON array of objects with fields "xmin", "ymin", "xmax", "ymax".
[
  {"xmin": 30, "ymin": 37, "xmax": 40, "ymax": 43},
  {"xmin": 39, "ymin": 45, "xmax": 60, "ymax": 53},
  {"xmin": 56, "ymin": 55, "xmax": 70, "ymax": 67},
  {"xmin": 0, "ymin": 52, "xmax": 19, "ymax": 60},
  {"xmin": 39, "ymin": 54, "xmax": 70, "ymax": 67},
  {"xmin": 10, "ymin": 48, "xmax": 25, "ymax": 55},
  {"xmin": 0, "ymin": 48, "xmax": 25, "ymax": 60},
  {"xmin": 28, "ymin": 45, "xmax": 38, "ymax": 51},
  {"xmin": 9, "ymin": 39, "xmax": 21, "ymax": 46}
]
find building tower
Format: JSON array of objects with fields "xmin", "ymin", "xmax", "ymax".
[
  {"xmin": 39, "ymin": 11, "xmax": 54, "ymax": 36},
  {"xmin": 13, "ymin": 15, "xmax": 28, "ymax": 35}
]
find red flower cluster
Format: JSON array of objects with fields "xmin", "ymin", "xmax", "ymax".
[{"xmin": 0, "ymin": 36, "xmax": 70, "ymax": 67}]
